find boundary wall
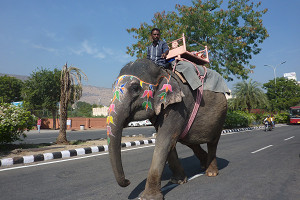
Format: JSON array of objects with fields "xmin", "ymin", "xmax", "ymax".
[{"xmin": 39, "ymin": 118, "xmax": 106, "ymax": 130}]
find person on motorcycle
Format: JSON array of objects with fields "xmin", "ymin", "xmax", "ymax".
[
  {"xmin": 264, "ymin": 115, "xmax": 272, "ymax": 128},
  {"xmin": 271, "ymin": 114, "xmax": 275, "ymax": 127}
]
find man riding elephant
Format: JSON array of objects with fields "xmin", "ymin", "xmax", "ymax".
[{"xmin": 147, "ymin": 28, "xmax": 169, "ymax": 68}]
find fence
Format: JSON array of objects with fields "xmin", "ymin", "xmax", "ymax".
[{"xmin": 39, "ymin": 117, "xmax": 106, "ymax": 130}]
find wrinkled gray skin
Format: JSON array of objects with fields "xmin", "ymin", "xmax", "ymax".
[{"xmin": 108, "ymin": 59, "xmax": 227, "ymax": 200}]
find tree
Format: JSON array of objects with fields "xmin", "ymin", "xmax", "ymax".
[
  {"xmin": 0, "ymin": 103, "xmax": 36, "ymax": 144},
  {"xmin": 22, "ymin": 68, "xmax": 61, "ymax": 129},
  {"xmin": 56, "ymin": 64, "xmax": 87, "ymax": 144},
  {"xmin": 70, "ymin": 101, "xmax": 93, "ymax": 117},
  {"xmin": 0, "ymin": 75, "xmax": 23, "ymax": 103},
  {"xmin": 127, "ymin": 0, "xmax": 269, "ymax": 81},
  {"xmin": 263, "ymin": 77, "xmax": 300, "ymax": 111},
  {"xmin": 231, "ymin": 79, "xmax": 269, "ymax": 112}
]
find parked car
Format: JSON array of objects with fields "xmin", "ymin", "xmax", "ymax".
[
  {"xmin": 128, "ymin": 119, "xmax": 152, "ymax": 127},
  {"xmin": 128, "ymin": 121, "xmax": 141, "ymax": 127},
  {"xmin": 144, "ymin": 119, "xmax": 152, "ymax": 126}
]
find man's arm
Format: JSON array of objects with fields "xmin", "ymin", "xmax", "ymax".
[
  {"xmin": 161, "ymin": 42, "xmax": 169, "ymax": 59},
  {"xmin": 146, "ymin": 46, "xmax": 150, "ymax": 59}
]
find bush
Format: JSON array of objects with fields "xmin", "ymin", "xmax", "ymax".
[
  {"xmin": 275, "ymin": 112, "xmax": 289, "ymax": 124},
  {"xmin": 0, "ymin": 103, "xmax": 36, "ymax": 144},
  {"xmin": 224, "ymin": 111, "xmax": 249, "ymax": 129},
  {"xmin": 259, "ymin": 112, "xmax": 289, "ymax": 124},
  {"xmin": 224, "ymin": 110, "xmax": 290, "ymax": 129}
]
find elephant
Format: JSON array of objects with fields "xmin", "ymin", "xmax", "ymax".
[{"xmin": 107, "ymin": 58, "xmax": 228, "ymax": 200}]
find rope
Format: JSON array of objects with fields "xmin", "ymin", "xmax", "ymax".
[{"xmin": 172, "ymin": 58, "xmax": 207, "ymax": 139}]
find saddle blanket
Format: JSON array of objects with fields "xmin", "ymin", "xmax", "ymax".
[{"xmin": 172, "ymin": 60, "xmax": 230, "ymax": 94}]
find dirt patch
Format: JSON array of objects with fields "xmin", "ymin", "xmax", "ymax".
[{"xmin": 0, "ymin": 136, "xmax": 153, "ymax": 159}]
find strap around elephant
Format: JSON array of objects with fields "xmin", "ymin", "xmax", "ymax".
[{"xmin": 172, "ymin": 58, "xmax": 207, "ymax": 139}]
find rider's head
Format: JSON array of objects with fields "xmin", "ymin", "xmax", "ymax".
[{"xmin": 151, "ymin": 28, "xmax": 161, "ymax": 43}]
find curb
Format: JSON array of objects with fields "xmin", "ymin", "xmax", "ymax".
[
  {"xmin": 0, "ymin": 138, "xmax": 155, "ymax": 167},
  {"xmin": 221, "ymin": 126, "xmax": 264, "ymax": 134},
  {"xmin": 0, "ymin": 124, "xmax": 284, "ymax": 167}
]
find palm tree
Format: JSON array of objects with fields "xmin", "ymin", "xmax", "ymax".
[
  {"xmin": 232, "ymin": 79, "xmax": 269, "ymax": 112},
  {"xmin": 56, "ymin": 64, "xmax": 87, "ymax": 144}
]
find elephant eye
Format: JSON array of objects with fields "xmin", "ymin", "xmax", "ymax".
[{"xmin": 131, "ymin": 84, "xmax": 141, "ymax": 94}]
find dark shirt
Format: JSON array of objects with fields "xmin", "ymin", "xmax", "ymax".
[{"xmin": 147, "ymin": 40, "xmax": 169, "ymax": 67}]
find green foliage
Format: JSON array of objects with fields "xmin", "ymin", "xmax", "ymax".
[
  {"xmin": 0, "ymin": 103, "xmax": 36, "ymax": 144},
  {"xmin": 69, "ymin": 101, "xmax": 93, "ymax": 117},
  {"xmin": 263, "ymin": 77, "xmax": 300, "ymax": 111},
  {"xmin": 92, "ymin": 104, "xmax": 104, "ymax": 108},
  {"xmin": 275, "ymin": 112, "xmax": 289, "ymax": 124},
  {"xmin": 231, "ymin": 79, "xmax": 269, "ymax": 111},
  {"xmin": 224, "ymin": 110, "xmax": 249, "ymax": 128},
  {"xmin": 224, "ymin": 110, "xmax": 290, "ymax": 129},
  {"xmin": 260, "ymin": 112, "xmax": 289, "ymax": 124},
  {"xmin": 0, "ymin": 75, "xmax": 23, "ymax": 103},
  {"xmin": 22, "ymin": 68, "xmax": 61, "ymax": 115},
  {"xmin": 127, "ymin": 0, "xmax": 269, "ymax": 81}
]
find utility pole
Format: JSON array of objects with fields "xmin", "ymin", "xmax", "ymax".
[
  {"xmin": 264, "ymin": 61, "xmax": 286, "ymax": 110},
  {"xmin": 264, "ymin": 61, "xmax": 286, "ymax": 86}
]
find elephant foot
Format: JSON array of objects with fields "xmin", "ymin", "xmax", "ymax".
[
  {"xmin": 170, "ymin": 175, "xmax": 187, "ymax": 184},
  {"xmin": 205, "ymin": 167, "xmax": 219, "ymax": 177},
  {"xmin": 139, "ymin": 190, "xmax": 163, "ymax": 200}
]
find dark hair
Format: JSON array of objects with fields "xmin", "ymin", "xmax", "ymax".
[{"xmin": 151, "ymin": 28, "xmax": 160, "ymax": 34}]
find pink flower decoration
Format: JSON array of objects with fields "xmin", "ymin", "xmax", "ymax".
[
  {"xmin": 160, "ymin": 84, "xmax": 173, "ymax": 92},
  {"xmin": 108, "ymin": 104, "xmax": 116, "ymax": 114},
  {"xmin": 107, "ymin": 126, "xmax": 115, "ymax": 137},
  {"xmin": 142, "ymin": 90, "xmax": 153, "ymax": 98}
]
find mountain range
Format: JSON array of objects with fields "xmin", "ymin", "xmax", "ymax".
[{"xmin": 0, "ymin": 73, "xmax": 112, "ymax": 106}]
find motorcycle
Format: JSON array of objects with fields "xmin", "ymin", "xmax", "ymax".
[{"xmin": 264, "ymin": 121, "xmax": 272, "ymax": 131}]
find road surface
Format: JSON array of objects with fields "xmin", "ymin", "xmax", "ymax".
[{"xmin": 1, "ymin": 125, "xmax": 299, "ymax": 200}]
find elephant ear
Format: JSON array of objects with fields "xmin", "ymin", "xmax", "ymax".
[{"xmin": 154, "ymin": 74, "xmax": 184, "ymax": 115}]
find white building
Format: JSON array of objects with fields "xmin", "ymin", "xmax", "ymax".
[
  {"xmin": 284, "ymin": 72, "xmax": 297, "ymax": 81},
  {"xmin": 93, "ymin": 106, "xmax": 109, "ymax": 117}
]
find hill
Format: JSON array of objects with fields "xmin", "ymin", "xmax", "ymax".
[
  {"xmin": 0, "ymin": 73, "xmax": 112, "ymax": 106},
  {"xmin": 81, "ymin": 85, "xmax": 112, "ymax": 106},
  {"xmin": 0, "ymin": 73, "xmax": 29, "ymax": 81}
]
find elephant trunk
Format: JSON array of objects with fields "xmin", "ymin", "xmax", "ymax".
[{"xmin": 108, "ymin": 118, "xmax": 130, "ymax": 187}]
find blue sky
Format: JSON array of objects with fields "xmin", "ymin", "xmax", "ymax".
[{"xmin": 0, "ymin": 0, "xmax": 299, "ymax": 90}]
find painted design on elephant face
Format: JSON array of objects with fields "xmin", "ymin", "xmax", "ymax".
[
  {"xmin": 112, "ymin": 74, "xmax": 172, "ymax": 111},
  {"xmin": 107, "ymin": 76, "xmax": 129, "ymax": 144},
  {"xmin": 112, "ymin": 82, "xmax": 126, "ymax": 102},
  {"xmin": 141, "ymin": 88, "xmax": 153, "ymax": 111},
  {"xmin": 106, "ymin": 74, "xmax": 173, "ymax": 144},
  {"xmin": 158, "ymin": 81, "xmax": 173, "ymax": 102}
]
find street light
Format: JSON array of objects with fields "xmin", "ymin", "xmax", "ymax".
[{"xmin": 264, "ymin": 61, "xmax": 286, "ymax": 85}]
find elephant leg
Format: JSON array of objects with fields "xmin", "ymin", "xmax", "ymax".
[
  {"xmin": 168, "ymin": 147, "xmax": 187, "ymax": 184},
  {"xmin": 187, "ymin": 144, "xmax": 208, "ymax": 171},
  {"xmin": 140, "ymin": 143, "xmax": 171, "ymax": 200},
  {"xmin": 205, "ymin": 140, "xmax": 219, "ymax": 177},
  {"xmin": 141, "ymin": 113, "xmax": 183, "ymax": 200}
]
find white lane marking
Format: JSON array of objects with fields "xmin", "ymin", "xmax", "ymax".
[
  {"xmin": 284, "ymin": 136, "xmax": 295, "ymax": 141},
  {"xmin": 0, "ymin": 145, "xmax": 155, "ymax": 172},
  {"xmin": 251, "ymin": 145, "xmax": 273, "ymax": 154},
  {"xmin": 188, "ymin": 173, "xmax": 205, "ymax": 181},
  {"xmin": 161, "ymin": 173, "xmax": 205, "ymax": 192}
]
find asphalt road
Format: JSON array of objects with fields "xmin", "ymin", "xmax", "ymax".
[
  {"xmin": 1, "ymin": 125, "xmax": 299, "ymax": 200},
  {"xmin": 16, "ymin": 126, "xmax": 156, "ymax": 144}
]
